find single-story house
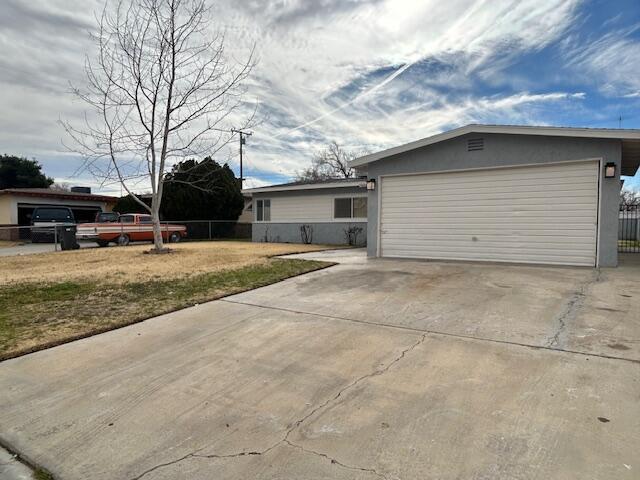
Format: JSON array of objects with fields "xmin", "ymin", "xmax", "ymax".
[
  {"xmin": 242, "ymin": 178, "xmax": 367, "ymax": 246},
  {"xmin": 350, "ymin": 124, "xmax": 640, "ymax": 267},
  {"xmin": 0, "ymin": 187, "xmax": 117, "ymax": 240}
]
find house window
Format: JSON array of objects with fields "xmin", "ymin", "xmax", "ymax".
[
  {"xmin": 334, "ymin": 198, "xmax": 352, "ymax": 218},
  {"xmin": 353, "ymin": 197, "xmax": 367, "ymax": 218},
  {"xmin": 334, "ymin": 197, "xmax": 367, "ymax": 219},
  {"xmin": 256, "ymin": 199, "xmax": 271, "ymax": 222}
]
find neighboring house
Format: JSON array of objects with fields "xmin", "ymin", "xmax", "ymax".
[
  {"xmin": 0, "ymin": 187, "xmax": 118, "ymax": 240},
  {"xmin": 242, "ymin": 178, "xmax": 367, "ymax": 246},
  {"xmin": 350, "ymin": 124, "xmax": 640, "ymax": 267}
]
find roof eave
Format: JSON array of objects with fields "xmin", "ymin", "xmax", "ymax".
[
  {"xmin": 350, "ymin": 124, "xmax": 640, "ymax": 168},
  {"xmin": 242, "ymin": 180, "xmax": 366, "ymax": 195},
  {"xmin": 0, "ymin": 189, "xmax": 118, "ymax": 203}
]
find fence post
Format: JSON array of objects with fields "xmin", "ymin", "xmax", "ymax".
[
  {"xmin": 208, "ymin": 221, "xmax": 212, "ymax": 240},
  {"xmin": 53, "ymin": 224, "xmax": 58, "ymax": 252}
]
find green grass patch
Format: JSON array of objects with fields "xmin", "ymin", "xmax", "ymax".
[
  {"xmin": 0, "ymin": 258, "xmax": 331, "ymax": 360},
  {"xmin": 33, "ymin": 467, "xmax": 55, "ymax": 480}
]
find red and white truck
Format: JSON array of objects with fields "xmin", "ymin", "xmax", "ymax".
[{"xmin": 76, "ymin": 213, "xmax": 187, "ymax": 247}]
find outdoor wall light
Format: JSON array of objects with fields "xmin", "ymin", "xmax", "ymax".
[
  {"xmin": 604, "ymin": 162, "xmax": 616, "ymax": 178},
  {"xmin": 366, "ymin": 178, "xmax": 376, "ymax": 191}
]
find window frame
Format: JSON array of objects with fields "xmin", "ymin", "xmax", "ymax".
[
  {"xmin": 256, "ymin": 198, "xmax": 271, "ymax": 222},
  {"xmin": 333, "ymin": 196, "xmax": 367, "ymax": 220}
]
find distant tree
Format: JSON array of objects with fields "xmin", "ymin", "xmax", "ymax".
[
  {"xmin": 0, "ymin": 155, "xmax": 53, "ymax": 189},
  {"xmin": 160, "ymin": 157, "xmax": 243, "ymax": 220},
  {"xmin": 296, "ymin": 142, "xmax": 365, "ymax": 181},
  {"xmin": 621, "ymin": 188, "xmax": 640, "ymax": 208},
  {"xmin": 50, "ymin": 182, "xmax": 71, "ymax": 192},
  {"xmin": 114, "ymin": 194, "xmax": 150, "ymax": 214}
]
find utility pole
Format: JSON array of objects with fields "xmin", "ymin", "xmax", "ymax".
[{"xmin": 231, "ymin": 128, "xmax": 252, "ymax": 187}]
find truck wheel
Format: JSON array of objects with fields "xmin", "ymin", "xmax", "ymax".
[
  {"xmin": 97, "ymin": 240, "xmax": 109, "ymax": 248},
  {"xmin": 169, "ymin": 232, "xmax": 181, "ymax": 243},
  {"xmin": 117, "ymin": 234, "xmax": 130, "ymax": 246}
]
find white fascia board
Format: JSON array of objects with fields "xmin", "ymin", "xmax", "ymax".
[
  {"xmin": 350, "ymin": 124, "xmax": 640, "ymax": 167},
  {"xmin": 242, "ymin": 180, "xmax": 366, "ymax": 195}
]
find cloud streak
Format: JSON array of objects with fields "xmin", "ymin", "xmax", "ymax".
[{"xmin": 0, "ymin": 0, "xmax": 639, "ymax": 191}]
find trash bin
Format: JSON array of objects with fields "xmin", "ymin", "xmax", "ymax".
[{"xmin": 58, "ymin": 224, "xmax": 79, "ymax": 250}]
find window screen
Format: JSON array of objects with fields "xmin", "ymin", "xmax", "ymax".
[
  {"xmin": 256, "ymin": 199, "xmax": 270, "ymax": 221},
  {"xmin": 256, "ymin": 200, "xmax": 263, "ymax": 221},
  {"xmin": 263, "ymin": 199, "xmax": 271, "ymax": 221},
  {"xmin": 353, "ymin": 197, "xmax": 367, "ymax": 218},
  {"xmin": 334, "ymin": 198, "xmax": 352, "ymax": 218}
]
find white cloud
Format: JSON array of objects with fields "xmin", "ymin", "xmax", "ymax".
[
  {"xmin": 242, "ymin": 176, "xmax": 272, "ymax": 189},
  {"xmin": 0, "ymin": 0, "xmax": 603, "ymax": 193},
  {"xmin": 562, "ymin": 23, "xmax": 640, "ymax": 97}
]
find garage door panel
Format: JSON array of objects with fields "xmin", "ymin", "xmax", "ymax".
[
  {"xmin": 380, "ymin": 161, "xmax": 599, "ymax": 266},
  {"xmin": 381, "ymin": 178, "xmax": 597, "ymax": 194},
  {"xmin": 381, "ymin": 250, "xmax": 596, "ymax": 266},
  {"xmin": 383, "ymin": 212, "xmax": 596, "ymax": 221},
  {"xmin": 382, "ymin": 191, "xmax": 597, "ymax": 203},
  {"xmin": 381, "ymin": 169, "xmax": 596, "ymax": 189},
  {"xmin": 382, "ymin": 233, "xmax": 597, "ymax": 243}
]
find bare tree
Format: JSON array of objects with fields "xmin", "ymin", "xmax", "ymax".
[
  {"xmin": 63, "ymin": 0, "xmax": 254, "ymax": 251},
  {"xmin": 50, "ymin": 182, "xmax": 72, "ymax": 192},
  {"xmin": 296, "ymin": 142, "xmax": 364, "ymax": 181},
  {"xmin": 621, "ymin": 188, "xmax": 640, "ymax": 208}
]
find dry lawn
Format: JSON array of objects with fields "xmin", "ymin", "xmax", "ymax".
[
  {"xmin": 0, "ymin": 241, "xmax": 335, "ymax": 360},
  {"xmin": 0, "ymin": 241, "xmax": 330, "ymax": 285}
]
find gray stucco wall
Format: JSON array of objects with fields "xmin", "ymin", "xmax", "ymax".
[
  {"xmin": 361, "ymin": 133, "xmax": 622, "ymax": 267},
  {"xmin": 252, "ymin": 222, "xmax": 367, "ymax": 246},
  {"xmin": 251, "ymin": 186, "xmax": 367, "ymax": 246}
]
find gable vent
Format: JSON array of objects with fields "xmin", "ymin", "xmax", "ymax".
[{"xmin": 467, "ymin": 138, "xmax": 484, "ymax": 151}]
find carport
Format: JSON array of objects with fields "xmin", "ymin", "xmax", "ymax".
[{"xmin": 352, "ymin": 125, "xmax": 640, "ymax": 267}]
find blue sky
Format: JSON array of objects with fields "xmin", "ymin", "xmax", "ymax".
[{"xmin": 0, "ymin": 0, "xmax": 639, "ymax": 194}]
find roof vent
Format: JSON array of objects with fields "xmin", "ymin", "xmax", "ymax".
[
  {"xmin": 467, "ymin": 138, "xmax": 484, "ymax": 152},
  {"xmin": 70, "ymin": 186, "xmax": 92, "ymax": 194}
]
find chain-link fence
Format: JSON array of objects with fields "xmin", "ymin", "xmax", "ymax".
[
  {"xmin": 0, "ymin": 224, "xmax": 79, "ymax": 254},
  {"xmin": 166, "ymin": 220, "xmax": 251, "ymax": 241},
  {"xmin": 0, "ymin": 221, "xmax": 251, "ymax": 255}
]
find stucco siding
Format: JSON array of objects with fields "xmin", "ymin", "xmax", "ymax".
[
  {"xmin": 252, "ymin": 222, "xmax": 367, "ymax": 246},
  {"xmin": 0, "ymin": 197, "xmax": 13, "ymax": 224},
  {"xmin": 365, "ymin": 133, "xmax": 622, "ymax": 267},
  {"xmin": 0, "ymin": 194, "xmax": 114, "ymax": 225}
]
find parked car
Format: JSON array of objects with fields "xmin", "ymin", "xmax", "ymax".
[
  {"xmin": 95, "ymin": 211, "xmax": 120, "ymax": 223},
  {"xmin": 30, "ymin": 207, "xmax": 75, "ymax": 243},
  {"xmin": 76, "ymin": 213, "xmax": 187, "ymax": 247}
]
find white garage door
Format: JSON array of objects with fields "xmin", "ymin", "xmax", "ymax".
[{"xmin": 379, "ymin": 160, "xmax": 600, "ymax": 266}]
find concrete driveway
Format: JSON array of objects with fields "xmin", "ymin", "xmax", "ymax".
[{"xmin": 0, "ymin": 251, "xmax": 638, "ymax": 479}]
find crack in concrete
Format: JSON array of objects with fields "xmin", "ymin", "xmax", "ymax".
[
  {"xmin": 129, "ymin": 334, "xmax": 426, "ymax": 480},
  {"xmin": 221, "ymin": 298, "xmax": 639, "ymax": 364},
  {"xmin": 546, "ymin": 270, "xmax": 601, "ymax": 349},
  {"xmin": 283, "ymin": 439, "xmax": 389, "ymax": 479}
]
